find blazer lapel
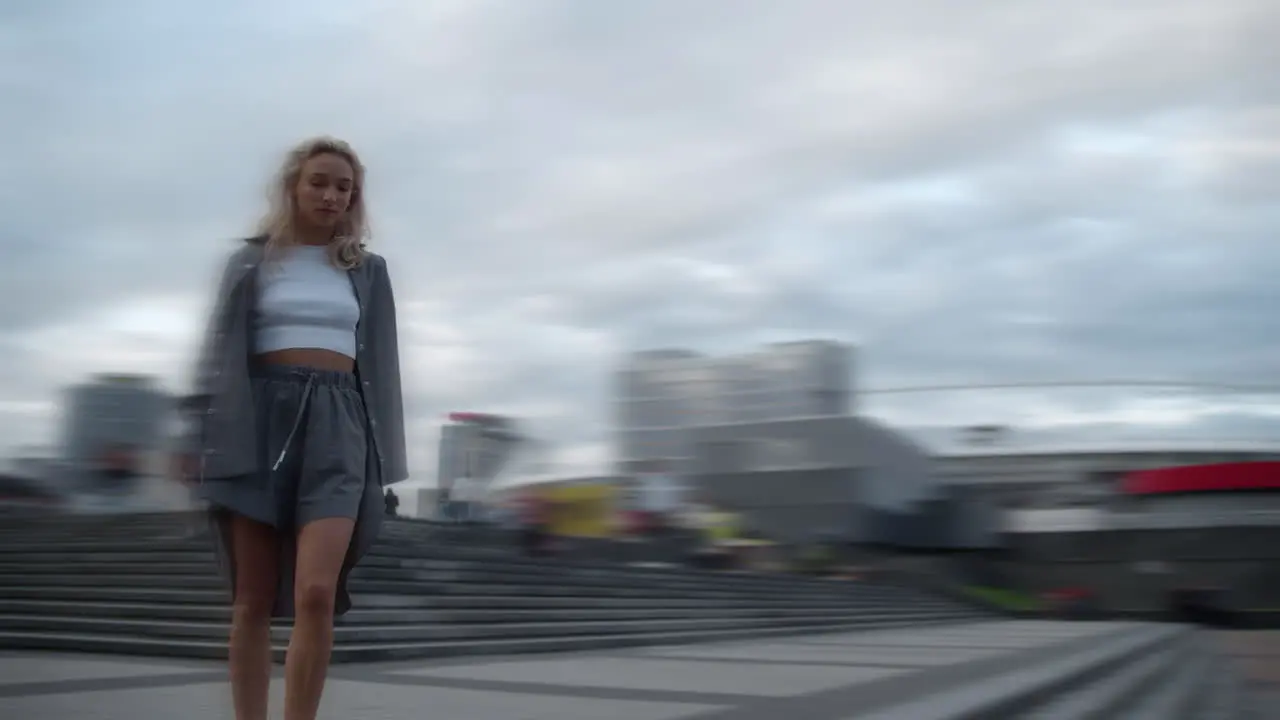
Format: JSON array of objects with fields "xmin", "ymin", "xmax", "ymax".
[
  {"xmin": 348, "ymin": 262, "xmax": 372, "ymax": 324},
  {"xmin": 227, "ymin": 243, "xmax": 265, "ymax": 290}
]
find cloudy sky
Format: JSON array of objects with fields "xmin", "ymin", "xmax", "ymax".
[{"xmin": 4, "ymin": 0, "xmax": 1279, "ymax": 483}]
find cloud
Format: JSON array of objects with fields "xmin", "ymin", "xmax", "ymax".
[{"xmin": 3, "ymin": 0, "xmax": 1279, "ymax": 479}]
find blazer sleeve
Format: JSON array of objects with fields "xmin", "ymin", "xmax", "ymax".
[
  {"xmin": 372, "ymin": 257, "xmax": 410, "ymax": 483},
  {"xmin": 179, "ymin": 249, "xmax": 244, "ymax": 456}
]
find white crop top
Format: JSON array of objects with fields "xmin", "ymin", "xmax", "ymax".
[{"xmin": 254, "ymin": 245, "xmax": 360, "ymax": 358}]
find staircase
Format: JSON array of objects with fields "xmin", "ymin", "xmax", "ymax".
[
  {"xmin": 859, "ymin": 622, "xmax": 1259, "ymax": 719},
  {"xmin": 0, "ymin": 512, "xmax": 985, "ymax": 663}
]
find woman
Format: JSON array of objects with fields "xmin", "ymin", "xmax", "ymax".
[{"xmin": 181, "ymin": 136, "xmax": 407, "ymax": 720}]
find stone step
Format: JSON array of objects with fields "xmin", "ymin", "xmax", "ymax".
[
  {"xmin": 855, "ymin": 624, "xmax": 1187, "ymax": 720},
  {"xmin": 314, "ymin": 612, "xmax": 974, "ymax": 645},
  {"xmin": 0, "ymin": 615, "xmax": 978, "ymax": 663},
  {"xmin": 0, "ymin": 513, "xmax": 992, "ymax": 669},
  {"xmin": 1124, "ymin": 648, "xmax": 1211, "ymax": 719},
  {"xmin": 0, "ymin": 526, "xmax": 192, "ymax": 536},
  {"xmin": 359, "ymin": 564, "xmax": 900, "ymax": 598},
  {"xmin": 2, "ymin": 585, "xmax": 935, "ymax": 611},
  {"xmin": 0, "ymin": 542, "xmax": 831, "ymax": 578},
  {"xmin": 0, "ymin": 608, "xmax": 971, "ymax": 644},
  {"xmin": 13, "ymin": 586, "xmax": 917, "ymax": 615},
  {"xmin": 0, "ymin": 549, "xmax": 854, "ymax": 593},
  {"xmin": 1199, "ymin": 643, "xmax": 1251, "ymax": 720},
  {"xmin": 0, "ymin": 571, "xmax": 762, "ymax": 598},
  {"xmin": 0, "ymin": 563, "xmax": 874, "ymax": 598},
  {"xmin": 0, "ymin": 577, "xmax": 924, "ymax": 607},
  {"xmin": 1017, "ymin": 635, "xmax": 1186, "ymax": 718},
  {"xmin": 0, "ymin": 558, "xmax": 926, "ymax": 597},
  {"xmin": 0, "ymin": 598, "xmax": 963, "ymax": 625}
]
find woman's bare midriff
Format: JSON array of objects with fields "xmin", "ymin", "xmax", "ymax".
[{"xmin": 256, "ymin": 348, "xmax": 355, "ymax": 373}]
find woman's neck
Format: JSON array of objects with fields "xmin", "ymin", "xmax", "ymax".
[{"xmin": 293, "ymin": 226, "xmax": 334, "ymax": 246}]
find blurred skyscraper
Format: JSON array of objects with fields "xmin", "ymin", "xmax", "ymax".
[
  {"xmin": 59, "ymin": 374, "xmax": 169, "ymax": 471},
  {"xmin": 612, "ymin": 340, "xmax": 854, "ymax": 474},
  {"xmin": 436, "ymin": 412, "xmax": 524, "ymax": 495}
]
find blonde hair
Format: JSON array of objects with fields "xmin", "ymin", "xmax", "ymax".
[{"xmin": 256, "ymin": 136, "xmax": 369, "ymax": 269}]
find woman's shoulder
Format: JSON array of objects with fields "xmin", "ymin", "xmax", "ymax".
[
  {"xmin": 358, "ymin": 247, "xmax": 390, "ymax": 276},
  {"xmin": 360, "ymin": 246, "xmax": 387, "ymax": 267},
  {"xmin": 204, "ymin": 238, "xmax": 266, "ymax": 284},
  {"xmin": 222, "ymin": 237, "xmax": 266, "ymax": 264}
]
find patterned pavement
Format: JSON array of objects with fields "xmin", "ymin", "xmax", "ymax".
[
  {"xmin": 1212, "ymin": 629, "xmax": 1280, "ymax": 710},
  {"xmin": 0, "ymin": 621, "xmax": 1151, "ymax": 720}
]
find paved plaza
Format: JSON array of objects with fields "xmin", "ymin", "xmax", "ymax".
[
  {"xmin": 0, "ymin": 620, "xmax": 1168, "ymax": 719},
  {"xmin": 1213, "ymin": 629, "xmax": 1280, "ymax": 708}
]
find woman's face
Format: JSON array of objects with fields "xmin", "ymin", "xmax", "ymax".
[{"xmin": 294, "ymin": 152, "xmax": 355, "ymax": 230}]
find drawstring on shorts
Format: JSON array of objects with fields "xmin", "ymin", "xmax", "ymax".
[{"xmin": 271, "ymin": 372, "xmax": 316, "ymax": 471}]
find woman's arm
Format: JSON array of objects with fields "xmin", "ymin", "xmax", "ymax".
[
  {"xmin": 371, "ymin": 256, "xmax": 409, "ymax": 483},
  {"xmin": 177, "ymin": 250, "xmax": 245, "ymax": 463}
]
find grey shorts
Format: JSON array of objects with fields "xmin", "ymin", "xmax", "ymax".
[{"xmin": 200, "ymin": 365, "xmax": 367, "ymax": 531}]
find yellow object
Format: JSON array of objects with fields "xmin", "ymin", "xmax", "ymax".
[
  {"xmin": 542, "ymin": 483, "xmax": 620, "ymax": 537},
  {"xmin": 705, "ymin": 511, "xmax": 739, "ymax": 543},
  {"xmin": 719, "ymin": 538, "xmax": 773, "ymax": 548}
]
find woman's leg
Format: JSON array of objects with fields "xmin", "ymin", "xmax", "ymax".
[
  {"xmin": 284, "ymin": 516, "xmax": 355, "ymax": 720},
  {"xmin": 228, "ymin": 515, "xmax": 280, "ymax": 720}
]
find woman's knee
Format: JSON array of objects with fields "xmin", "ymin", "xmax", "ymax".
[
  {"xmin": 232, "ymin": 591, "xmax": 276, "ymax": 625},
  {"xmin": 292, "ymin": 517, "xmax": 355, "ymax": 618},
  {"xmin": 294, "ymin": 579, "xmax": 339, "ymax": 616}
]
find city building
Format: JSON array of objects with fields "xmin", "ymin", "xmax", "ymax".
[
  {"xmin": 435, "ymin": 412, "xmax": 524, "ymax": 497},
  {"xmin": 603, "ymin": 341, "xmax": 983, "ymax": 547},
  {"xmin": 933, "ymin": 440, "xmax": 1280, "ymax": 512},
  {"xmin": 414, "ymin": 487, "xmax": 442, "ymax": 520},
  {"xmin": 59, "ymin": 374, "xmax": 170, "ymax": 472},
  {"xmin": 685, "ymin": 415, "xmax": 971, "ymax": 547},
  {"xmin": 612, "ymin": 340, "xmax": 853, "ymax": 474},
  {"xmin": 999, "ymin": 457, "xmax": 1280, "ymax": 612}
]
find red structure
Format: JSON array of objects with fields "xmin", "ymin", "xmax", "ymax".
[
  {"xmin": 1122, "ymin": 461, "xmax": 1280, "ymax": 495},
  {"xmin": 449, "ymin": 412, "xmax": 498, "ymax": 424}
]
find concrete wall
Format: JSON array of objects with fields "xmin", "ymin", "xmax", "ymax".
[
  {"xmin": 689, "ymin": 416, "xmax": 938, "ymax": 511},
  {"xmin": 685, "ymin": 416, "xmax": 977, "ymax": 545},
  {"xmin": 695, "ymin": 467, "xmax": 863, "ymax": 542},
  {"xmin": 1002, "ymin": 526, "xmax": 1280, "ymax": 610},
  {"xmin": 945, "ymin": 484, "xmax": 1002, "ymax": 549},
  {"xmin": 994, "ymin": 558, "xmax": 1274, "ymax": 611}
]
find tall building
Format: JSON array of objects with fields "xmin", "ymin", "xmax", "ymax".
[
  {"xmin": 435, "ymin": 412, "xmax": 524, "ymax": 494},
  {"xmin": 59, "ymin": 374, "xmax": 169, "ymax": 470},
  {"xmin": 612, "ymin": 340, "xmax": 854, "ymax": 474}
]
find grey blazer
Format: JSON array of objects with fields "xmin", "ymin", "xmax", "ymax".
[{"xmin": 184, "ymin": 236, "xmax": 409, "ymax": 486}]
